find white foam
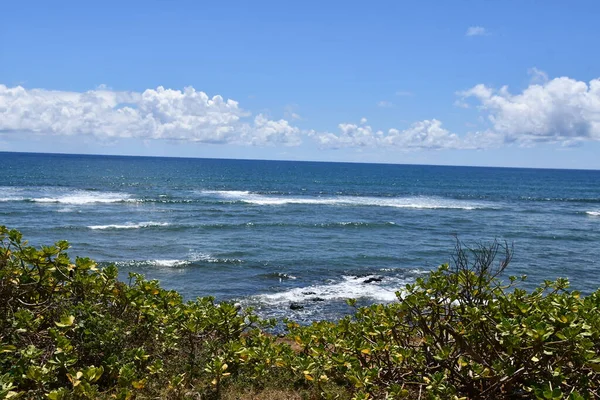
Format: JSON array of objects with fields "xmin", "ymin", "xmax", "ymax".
[
  {"xmin": 35, "ymin": 191, "xmax": 131, "ymax": 205},
  {"xmin": 150, "ymin": 259, "xmax": 189, "ymax": 267},
  {"xmin": 586, "ymin": 211, "xmax": 600, "ymax": 217},
  {"xmin": 125, "ymin": 251, "xmax": 240, "ymax": 268},
  {"xmin": 201, "ymin": 190, "xmax": 251, "ymax": 197},
  {"xmin": 256, "ymin": 275, "xmax": 405, "ymax": 304},
  {"xmin": 0, "ymin": 197, "xmax": 25, "ymax": 202},
  {"xmin": 201, "ymin": 190, "xmax": 489, "ymax": 210},
  {"xmin": 88, "ymin": 222, "xmax": 170, "ymax": 230},
  {"xmin": 188, "ymin": 251, "xmax": 242, "ymax": 264},
  {"xmin": 0, "ymin": 187, "xmax": 26, "ymax": 202}
]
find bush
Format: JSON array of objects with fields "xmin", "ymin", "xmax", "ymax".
[
  {"xmin": 1, "ymin": 227, "xmax": 599, "ymax": 399},
  {"xmin": 0, "ymin": 226, "xmax": 287, "ymax": 399},
  {"xmin": 285, "ymin": 240, "xmax": 600, "ymax": 399}
]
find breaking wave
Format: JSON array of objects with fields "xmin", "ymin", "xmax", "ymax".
[
  {"xmin": 254, "ymin": 275, "xmax": 406, "ymax": 304},
  {"xmin": 115, "ymin": 252, "xmax": 244, "ymax": 269},
  {"xmin": 199, "ymin": 190, "xmax": 492, "ymax": 210},
  {"xmin": 88, "ymin": 222, "xmax": 170, "ymax": 230}
]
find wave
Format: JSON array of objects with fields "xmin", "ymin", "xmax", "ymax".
[
  {"xmin": 2, "ymin": 186, "xmax": 494, "ymax": 210},
  {"xmin": 115, "ymin": 252, "xmax": 243, "ymax": 268},
  {"xmin": 255, "ymin": 275, "xmax": 406, "ymax": 304},
  {"xmin": 199, "ymin": 190, "xmax": 491, "ymax": 210},
  {"xmin": 0, "ymin": 197, "xmax": 25, "ymax": 202},
  {"xmin": 88, "ymin": 222, "xmax": 170, "ymax": 230},
  {"xmin": 34, "ymin": 191, "xmax": 132, "ymax": 204},
  {"xmin": 0, "ymin": 187, "xmax": 135, "ymax": 205},
  {"xmin": 586, "ymin": 211, "xmax": 600, "ymax": 217},
  {"xmin": 149, "ymin": 259, "xmax": 189, "ymax": 267},
  {"xmin": 5, "ymin": 189, "xmax": 223, "ymax": 206}
]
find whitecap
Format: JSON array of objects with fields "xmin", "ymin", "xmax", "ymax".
[
  {"xmin": 586, "ymin": 211, "xmax": 600, "ymax": 217},
  {"xmin": 200, "ymin": 190, "xmax": 251, "ymax": 197},
  {"xmin": 188, "ymin": 252, "xmax": 243, "ymax": 264},
  {"xmin": 88, "ymin": 222, "xmax": 170, "ymax": 230},
  {"xmin": 150, "ymin": 259, "xmax": 189, "ymax": 267},
  {"xmin": 255, "ymin": 275, "xmax": 405, "ymax": 304},
  {"xmin": 200, "ymin": 190, "xmax": 492, "ymax": 210},
  {"xmin": 35, "ymin": 191, "xmax": 131, "ymax": 205}
]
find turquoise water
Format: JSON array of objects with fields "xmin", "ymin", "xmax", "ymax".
[{"xmin": 1, "ymin": 151, "xmax": 599, "ymax": 321}]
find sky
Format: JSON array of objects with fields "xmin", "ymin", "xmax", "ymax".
[{"xmin": 1, "ymin": 0, "xmax": 600, "ymax": 169}]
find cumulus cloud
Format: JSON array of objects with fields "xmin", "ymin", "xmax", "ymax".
[
  {"xmin": 315, "ymin": 118, "xmax": 462, "ymax": 150},
  {"xmin": 466, "ymin": 26, "xmax": 487, "ymax": 36},
  {"xmin": 0, "ymin": 85, "xmax": 302, "ymax": 146},
  {"xmin": 7, "ymin": 74, "xmax": 598, "ymax": 153},
  {"xmin": 458, "ymin": 76, "xmax": 600, "ymax": 145}
]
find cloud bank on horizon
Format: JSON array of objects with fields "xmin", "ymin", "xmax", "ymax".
[{"xmin": 2, "ymin": 72, "xmax": 600, "ymax": 152}]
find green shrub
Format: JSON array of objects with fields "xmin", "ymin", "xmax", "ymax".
[
  {"xmin": 1, "ymin": 227, "xmax": 599, "ymax": 399},
  {"xmin": 0, "ymin": 226, "xmax": 281, "ymax": 399},
  {"xmin": 285, "ymin": 240, "xmax": 600, "ymax": 399}
]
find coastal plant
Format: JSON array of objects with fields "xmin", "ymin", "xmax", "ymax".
[
  {"xmin": 0, "ymin": 226, "xmax": 274, "ymax": 399},
  {"xmin": 1, "ymin": 226, "xmax": 600, "ymax": 399},
  {"xmin": 285, "ymin": 240, "xmax": 600, "ymax": 399}
]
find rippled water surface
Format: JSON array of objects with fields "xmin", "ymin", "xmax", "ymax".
[{"xmin": 1, "ymin": 152, "xmax": 599, "ymax": 321}]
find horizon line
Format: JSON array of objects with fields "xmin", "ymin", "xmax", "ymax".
[{"xmin": 0, "ymin": 150, "xmax": 598, "ymax": 172}]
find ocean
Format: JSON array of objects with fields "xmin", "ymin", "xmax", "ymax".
[{"xmin": 1, "ymin": 151, "xmax": 599, "ymax": 322}]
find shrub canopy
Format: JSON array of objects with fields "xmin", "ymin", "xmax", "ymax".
[{"xmin": 1, "ymin": 226, "xmax": 599, "ymax": 399}]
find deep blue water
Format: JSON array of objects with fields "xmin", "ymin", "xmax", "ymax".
[{"xmin": 1, "ymin": 152, "xmax": 599, "ymax": 321}]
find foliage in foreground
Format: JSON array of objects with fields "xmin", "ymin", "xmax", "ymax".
[{"xmin": 1, "ymin": 226, "xmax": 599, "ymax": 399}]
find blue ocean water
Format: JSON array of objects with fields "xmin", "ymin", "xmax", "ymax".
[{"xmin": 1, "ymin": 151, "xmax": 599, "ymax": 321}]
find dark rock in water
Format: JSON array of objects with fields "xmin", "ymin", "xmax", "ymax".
[
  {"xmin": 363, "ymin": 276, "xmax": 383, "ymax": 284},
  {"xmin": 302, "ymin": 291, "xmax": 317, "ymax": 295},
  {"xmin": 290, "ymin": 302, "xmax": 304, "ymax": 310},
  {"xmin": 310, "ymin": 297, "xmax": 325, "ymax": 302},
  {"xmin": 354, "ymin": 274, "xmax": 371, "ymax": 279}
]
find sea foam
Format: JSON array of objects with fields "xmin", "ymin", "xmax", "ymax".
[
  {"xmin": 34, "ymin": 191, "xmax": 132, "ymax": 205},
  {"xmin": 88, "ymin": 222, "xmax": 170, "ymax": 230},
  {"xmin": 200, "ymin": 190, "xmax": 490, "ymax": 210},
  {"xmin": 117, "ymin": 251, "xmax": 243, "ymax": 269},
  {"xmin": 256, "ymin": 275, "xmax": 405, "ymax": 304}
]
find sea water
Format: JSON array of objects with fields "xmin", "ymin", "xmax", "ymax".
[{"xmin": 1, "ymin": 152, "xmax": 599, "ymax": 322}]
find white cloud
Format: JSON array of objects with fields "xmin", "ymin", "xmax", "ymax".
[
  {"xmin": 243, "ymin": 114, "xmax": 301, "ymax": 146},
  {"xmin": 459, "ymin": 76, "xmax": 600, "ymax": 145},
  {"xmin": 7, "ymin": 74, "xmax": 599, "ymax": 155},
  {"xmin": 0, "ymin": 85, "xmax": 302, "ymax": 146},
  {"xmin": 377, "ymin": 100, "xmax": 393, "ymax": 108},
  {"xmin": 466, "ymin": 26, "xmax": 488, "ymax": 36},
  {"xmin": 315, "ymin": 119, "xmax": 462, "ymax": 150},
  {"xmin": 395, "ymin": 91, "xmax": 413, "ymax": 97}
]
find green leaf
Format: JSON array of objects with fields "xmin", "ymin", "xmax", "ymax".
[
  {"xmin": 0, "ymin": 344, "xmax": 16, "ymax": 354},
  {"xmin": 55, "ymin": 315, "xmax": 75, "ymax": 328}
]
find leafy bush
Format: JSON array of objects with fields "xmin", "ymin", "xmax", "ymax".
[
  {"xmin": 285, "ymin": 241, "xmax": 600, "ymax": 399},
  {"xmin": 1, "ymin": 227, "xmax": 599, "ymax": 399},
  {"xmin": 0, "ymin": 226, "xmax": 286, "ymax": 399}
]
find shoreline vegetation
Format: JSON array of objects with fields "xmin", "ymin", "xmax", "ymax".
[{"xmin": 1, "ymin": 226, "xmax": 599, "ymax": 399}]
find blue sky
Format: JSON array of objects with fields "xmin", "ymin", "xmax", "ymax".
[{"xmin": 2, "ymin": 0, "xmax": 600, "ymax": 168}]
